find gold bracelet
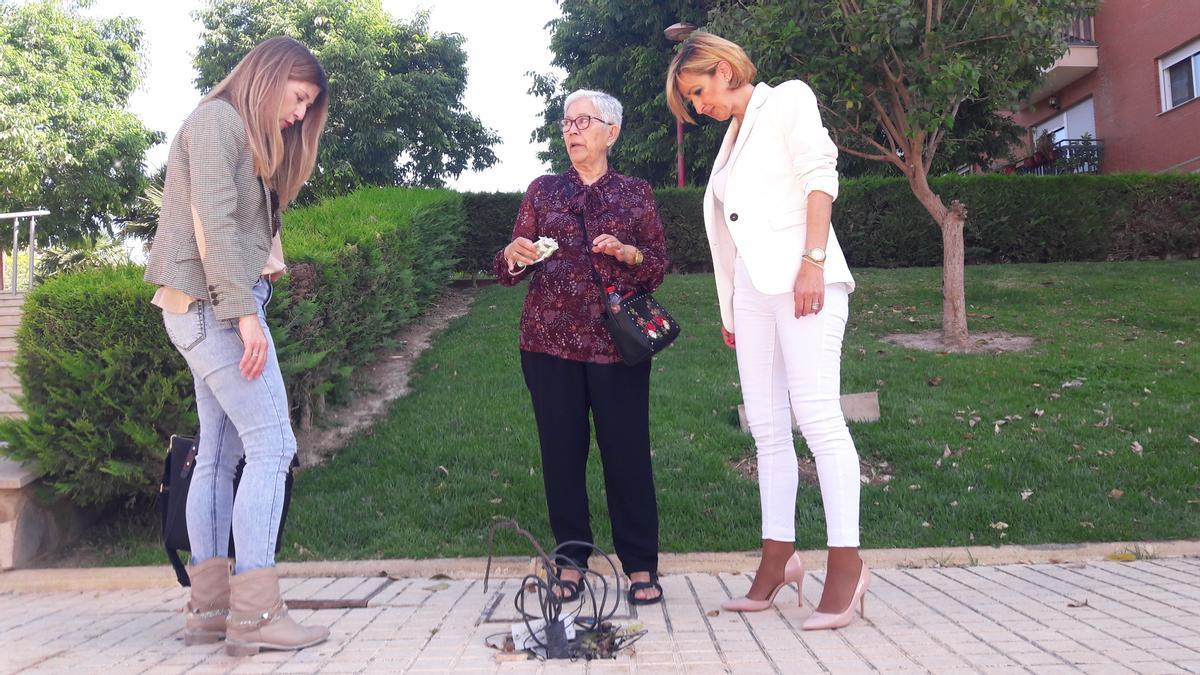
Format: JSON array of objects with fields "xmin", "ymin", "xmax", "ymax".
[
  {"xmin": 633, "ymin": 248, "xmax": 644, "ymax": 266},
  {"xmin": 802, "ymin": 256, "xmax": 825, "ymax": 269}
]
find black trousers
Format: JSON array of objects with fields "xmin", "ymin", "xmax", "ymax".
[{"xmin": 520, "ymin": 350, "xmax": 659, "ymax": 576}]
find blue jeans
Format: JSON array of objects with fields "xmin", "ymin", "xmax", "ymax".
[{"xmin": 162, "ymin": 278, "xmax": 296, "ymax": 575}]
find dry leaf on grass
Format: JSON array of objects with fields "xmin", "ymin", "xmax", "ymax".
[
  {"xmin": 1131, "ymin": 441, "xmax": 1144, "ymax": 457},
  {"xmin": 1108, "ymin": 489, "xmax": 1124, "ymax": 499},
  {"xmin": 989, "ymin": 522, "xmax": 1009, "ymax": 530},
  {"xmin": 1021, "ymin": 489, "xmax": 1034, "ymax": 501}
]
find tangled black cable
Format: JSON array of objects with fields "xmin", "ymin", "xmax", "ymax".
[{"xmin": 484, "ymin": 519, "xmax": 647, "ymax": 660}]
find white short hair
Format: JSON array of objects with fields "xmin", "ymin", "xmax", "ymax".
[{"xmin": 563, "ymin": 89, "xmax": 623, "ymax": 129}]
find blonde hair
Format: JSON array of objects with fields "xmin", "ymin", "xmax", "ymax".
[
  {"xmin": 202, "ymin": 36, "xmax": 329, "ymax": 206},
  {"xmin": 665, "ymin": 31, "xmax": 757, "ymax": 124}
]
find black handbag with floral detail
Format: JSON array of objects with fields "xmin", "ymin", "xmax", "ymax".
[
  {"xmin": 570, "ymin": 213, "xmax": 680, "ymax": 365},
  {"xmin": 599, "ymin": 285, "xmax": 681, "ymax": 365}
]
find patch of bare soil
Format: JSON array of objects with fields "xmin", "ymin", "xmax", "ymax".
[
  {"xmin": 881, "ymin": 331, "xmax": 1035, "ymax": 354},
  {"xmin": 731, "ymin": 455, "xmax": 895, "ymax": 487},
  {"xmin": 295, "ymin": 286, "xmax": 478, "ymax": 466}
]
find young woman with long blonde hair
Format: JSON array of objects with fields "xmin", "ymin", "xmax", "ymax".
[{"xmin": 144, "ymin": 36, "xmax": 330, "ymax": 655}]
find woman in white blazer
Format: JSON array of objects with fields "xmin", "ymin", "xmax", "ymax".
[{"xmin": 667, "ymin": 32, "xmax": 867, "ymax": 630}]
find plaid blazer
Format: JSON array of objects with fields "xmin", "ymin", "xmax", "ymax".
[{"xmin": 144, "ymin": 99, "xmax": 273, "ymax": 321}]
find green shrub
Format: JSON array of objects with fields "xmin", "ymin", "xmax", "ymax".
[
  {"xmin": 454, "ymin": 174, "xmax": 1200, "ymax": 273},
  {"xmin": 459, "ymin": 192, "xmax": 524, "ymax": 276},
  {"xmin": 0, "ymin": 188, "xmax": 465, "ymax": 506},
  {"xmin": 0, "ymin": 265, "xmax": 195, "ymax": 506}
]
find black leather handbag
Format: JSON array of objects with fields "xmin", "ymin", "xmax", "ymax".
[
  {"xmin": 571, "ymin": 214, "xmax": 680, "ymax": 365},
  {"xmin": 159, "ymin": 433, "xmax": 299, "ymax": 586}
]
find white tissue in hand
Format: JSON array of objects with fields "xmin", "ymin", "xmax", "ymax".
[{"xmin": 533, "ymin": 236, "xmax": 559, "ymax": 262}]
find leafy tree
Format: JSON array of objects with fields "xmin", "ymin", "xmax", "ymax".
[
  {"xmin": 0, "ymin": 0, "xmax": 161, "ymax": 244},
  {"xmin": 193, "ymin": 0, "xmax": 499, "ymax": 201},
  {"xmin": 711, "ymin": 0, "xmax": 1094, "ymax": 349},
  {"xmin": 531, "ymin": 0, "xmax": 726, "ymax": 186}
]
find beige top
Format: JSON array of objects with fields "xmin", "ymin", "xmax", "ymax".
[{"xmin": 152, "ymin": 212, "xmax": 286, "ymax": 314}]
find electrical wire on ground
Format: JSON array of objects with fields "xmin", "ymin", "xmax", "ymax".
[{"xmin": 483, "ymin": 519, "xmax": 647, "ymax": 660}]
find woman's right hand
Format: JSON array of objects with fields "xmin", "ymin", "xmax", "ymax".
[
  {"xmin": 721, "ymin": 326, "xmax": 736, "ymax": 349},
  {"xmin": 238, "ymin": 314, "xmax": 269, "ymax": 380},
  {"xmin": 504, "ymin": 237, "xmax": 539, "ymax": 270}
]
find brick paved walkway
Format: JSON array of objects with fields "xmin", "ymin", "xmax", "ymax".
[{"xmin": 2, "ymin": 558, "xmax": 1199, "ymax": 673}]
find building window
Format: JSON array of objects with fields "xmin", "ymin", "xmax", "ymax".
[{"xmin": 1160, "ymin": 38, "xmax": 1200, "ymax": 112}]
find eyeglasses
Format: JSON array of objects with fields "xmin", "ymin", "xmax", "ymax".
[{"xmin": 559, "ymin": 115, "xmax": 612, "ymax": 132}]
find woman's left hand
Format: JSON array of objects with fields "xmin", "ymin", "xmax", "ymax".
[
  {"xmin": 592, "ymin": 234, "xmax": 635, "ymax": 264},
  {"xmin": 794, "ymin": 261, "xmax": 825, "ymax": 318}
]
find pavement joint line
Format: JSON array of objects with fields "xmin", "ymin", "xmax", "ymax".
[
  {"xmin": 816, "ymin": 570, "xmax": 927, "ymax": 673},
  {"xmin": 1028, "ymin": 564, "xmax": 1200, "ymax": 656},
  {"xmin": 1092, "ymin": 560, "xmax": 1200, "ymax": 603},
  {"xmin": 683, "ymin": 574, "xmax": 730, "ymax": 672},
  {"xmin": 914, "ymin": 566, "xmax": 1080, "ymax": 670},
  {"xmin": 879, "ymin": 569, "xmax": 1022, "ymax": 670},
  {"xmin": 714, "ymin": 574, "xmax": 782, "ymax": 674},
  {"xmin": 764, "ymin": 572, "xmax": 833, "ymax": 674},
  {"xmin": 989, "ymin": 565, "xmax": 1197, "ymax": 671}
]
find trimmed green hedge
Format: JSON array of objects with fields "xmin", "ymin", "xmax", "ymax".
[
  {"xmin": 459, "ymin": 174, "xmax": 1200, "ymax": 273},
  {"xmin": 0, "ymin": 188, "xmax": 464, "ymax": 506},
  {"xmin": 1, "ymin": 265, "xmax": 197, "ymax": 505}
]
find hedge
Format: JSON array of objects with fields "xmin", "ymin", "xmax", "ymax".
[
  {"xmin": 0, "ymin": 188, "xmax": 464, "ymax": 506},
  {"xmin": 459, "ymin": 174, "xmax": 1200, "ymax": 273},
  {"xmin": 5, "ymin": 174, "xmax": 1197, "ymax": 506}
]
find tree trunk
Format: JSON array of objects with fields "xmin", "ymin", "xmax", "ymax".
[{"xmin": 907, "ymin": 172, "xmax": 971, "ymax": 350}]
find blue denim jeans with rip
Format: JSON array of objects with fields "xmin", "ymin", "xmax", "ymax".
[{"xmin": 162, "ymin": 277, "xmax": 296, "ymax": 575}]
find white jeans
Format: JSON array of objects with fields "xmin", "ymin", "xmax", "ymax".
[{"xmin": 733, "ymin": 257, "xmax": 861, "ymax": 547}]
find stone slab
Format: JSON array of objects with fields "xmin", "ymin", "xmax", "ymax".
[
  {"xmin": 0, "ymin": 454, "xmax": 39, "ymax": 489},
  {"xmin": 737, "ymin": 390, "xmax": 880, "ymax": 432}
]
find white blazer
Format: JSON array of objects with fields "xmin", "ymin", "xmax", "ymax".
[{"xmin": 703, "ymin": 80, "xmax": 855, "ymax": 332}]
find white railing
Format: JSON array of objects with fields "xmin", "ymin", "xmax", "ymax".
[{"xmin": 0, "ymin": 210, "xmax": 48, "ymax": 294}]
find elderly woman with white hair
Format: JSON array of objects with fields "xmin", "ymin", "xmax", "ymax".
[{"xmin": 494, "ymin": 89, "xmax": 669, "ymax": 605}]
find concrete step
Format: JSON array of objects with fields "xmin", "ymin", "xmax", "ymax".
[
  {"xmin": 0, "ymin": 315, "xmax": 21, "ymax": 327},
  {"xmin": 0, "ymin": 390, "xmax": 21, "ymax": 415},
  {"xmin": 0, "ymin": 326, "xmax": 14, "ymax": 340},
  {"xmin": 0, "ymin": 371, "xmax": 20, "ymax": 389},
  {"xmin": 0, "ymin": 306, "xmax": 23, "ymax": 316},
  {"xmin": 0, "ymin": 295, "xmax": 26, "ymax": 308}
]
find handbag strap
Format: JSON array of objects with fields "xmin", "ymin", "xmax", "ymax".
[{"xmin": 570, "ymin": 212, "xmax": 611, "ymax": 295}]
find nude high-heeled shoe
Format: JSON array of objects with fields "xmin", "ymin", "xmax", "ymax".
[
  {"xmin": 721, "ymin": 551, "xmax": 805, "ymax": 612},
  {"xmin": 802, "ymin": 560, "xmax": 870, "ymax": 630}
]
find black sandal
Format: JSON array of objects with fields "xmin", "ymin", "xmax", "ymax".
[
  {"xmin": 627, "ymin": 575, "xmax": 664, "ymax": 606},
  {"xmin": 555, "ymin": 578, "xmax": 581, "ymax": 602}
]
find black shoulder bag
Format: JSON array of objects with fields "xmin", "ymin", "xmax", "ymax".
[
  {"xmin": 571, "ymin": 213, "xmax": 680, "ymax": 365},
  {"xmin": 159, "ymin": 433, "xmax": 299, "ymax": 586}
]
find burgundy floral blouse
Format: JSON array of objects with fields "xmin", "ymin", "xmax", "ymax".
[{"xmin": 493, "ymin": 167, "xmax": 669, "ymax": 364}]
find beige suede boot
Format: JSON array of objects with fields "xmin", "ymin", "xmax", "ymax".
[
  {"xmin": 225, "ymin": 566, "xmax": 329, "ymax": 656},
  {"xmin": 183, "ymin": 557, "xmax": 231, "ymax": 645}
]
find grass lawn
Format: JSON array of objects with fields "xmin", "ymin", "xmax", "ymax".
[{"xmin": 97, "ymin": 261, "xmax": 1199, "ymax": 566}]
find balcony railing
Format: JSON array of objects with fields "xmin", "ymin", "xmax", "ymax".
[
  {"xmin": 1012, "ymin": 138, "xmax": 1103, "ymax": 176},
  {"xmin": 1064, "ymin": 16, "xmax": 1096, "ymax": 45}
]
